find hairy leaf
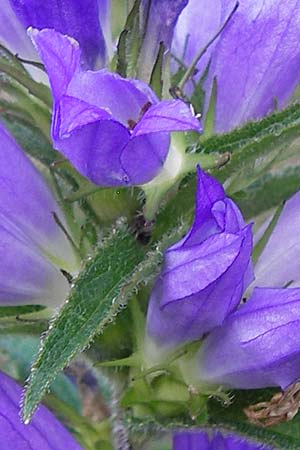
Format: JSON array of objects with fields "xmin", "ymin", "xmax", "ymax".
[{"xmin": 22, "ymin": 223, "xmax": 145, "ymax": 422}]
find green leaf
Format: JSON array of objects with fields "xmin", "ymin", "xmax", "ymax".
[
  {"xmin": 203, "ymin": 104, "xmax": 300, "ymax": 194},
  {"xmin": 115, "ymin": 0, "xmax": 141, "ymax": 78},
  {"xmin": 150, "ymin": 42, "xmax": 165, "ymax": 98},
  {"xmin": 0, "ymin": 44, "xmax": 51, "ymax": 107},
  {"xmin": 0, "ymin": 335, "xmax": 81, "ymax": 412},
  {"xmin": 22, "ymin": 215, "xmax": 190, "ymax": 422},
  {"xmin": 203, "ymin": 77, "xmax": 217, "ymax": 138},
  {"xmin": 0, "ymin": 305, "xmax": 45, "ymax": 318},
  {"xmin": 153, "ymin": 104, "xmax": 300, "ymax": 240},
  {"xmin": 0, "ymin": 43, "xmax": 28, "ymax": 73},
  {"xmin": 22, "ymin": 223, "xmax": 145, "ymax": 422},
  {"xmin": 234, "ymin": 166, "xmax": 300, "ymax": 220},
  {"xmin": 252, "ymin": 202, "xmax": 284, "ymax": 264},
  {"xmin": 1, "ymin": 115, "xmax": 56, "ymax": 165},
  {"xmin": 199, "ymin": 104, "xmax": 300, "ymax": 157}
]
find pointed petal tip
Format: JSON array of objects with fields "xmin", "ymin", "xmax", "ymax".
[{"xmin": 196, "ymin": 165, "xmax": 225, "ymax": 200}]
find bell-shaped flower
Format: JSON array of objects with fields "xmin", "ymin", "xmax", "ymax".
[
  {"xmin": 29, "ymin": 28, "xmax": 201, "ymax": 187},
  {"xmin": 173, "ymin": 0, "xmax": 300, "ymax": 133},
  {"xmin": 146, "ymin": 166, "xmax": 253, "ymax": 351},
  {"xmin": 7, "ymin": 0, "xmax": 108, "ymax": 68},
  {"xmin": 0, "ymin": 370, "xmax": 83, "ymax": 449},
  {"xmin": 254, "ymin": 193, "xmax": 300, "ymax": 288},
  {"xmin": 0, "ymin": 122, "xmax": 78, "ymax": 306},
  {"xmin": 196, "ymin": 287, "xmax": 300, "ymax": 390},
  {"xmin": 173, "ymin": 430, "xmax": 273, "ymax": 450}
]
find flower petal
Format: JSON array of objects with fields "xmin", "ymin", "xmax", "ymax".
[
  {"xmin": 29, "ymin": 27, "xmax": 81, "ymax": 99},
  {"xmin": 172, "ymin": 0, "xmax": 235, "ymax": 91},
  {"xmin": 0, "ymin": 122, "xmax": 76, "ymax": 272},
  {"xmin": 204, "ymin": 0, "xmax": 300, "ymax": 132},
  {"xmin": 147, "ymin": 225, "xmax": 252, "ymax": 348},
  {"xmin": 121, "ymin": 133, "xmax": 170, "ymax": 185},
  {"xmin": 11, "ymin": 0, "xmax": 106, "ymax": 68},
  {"xmin": 197, "ymin": 287, "xmax": 300, "ymax": 390},
  {"xmin": 0, "ymin": 0, "xmax": 36, "ymax": 59},
  {"xmin": 146, "ymin": 168, "xmax": 253, "ymax": 349},
  {"xmin": 173, "ymin": 430, "xmax": 273, "ymax": 450},
  {"xmin": 173, "ymin": 431, "xmax": 210, "ymax": 450},
  {"xmin": 132, "ymin": 100, "xmax": 201, "ymax": 136},
  {"xmin": 0, "ymin": 371, "xmax": 83, "ymax": 449},
  {"xmin": 54, "ymin": 120, "xmax": 131, "ymax": 186},
  {"xmin": 0, "ymin": 217, "xmax": 69, "ymax": 306}
]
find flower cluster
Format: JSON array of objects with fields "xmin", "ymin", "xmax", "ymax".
[{"xmin": 0, "ymin": 0, "xmax": 300, "ymax": 449}]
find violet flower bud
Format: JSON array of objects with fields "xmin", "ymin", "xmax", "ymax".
[
  {"xmin": 254, "ymin": 193, "xmax": 300, "ymax": 289},
  {"xmin": 29, "ymin": 28, "xmax": 201, "ymax": 187},
  {"xmin": 0, "ymin": 370, "xmax": 83, "ymax": 449},
  {"xmin": 2, "ymin": 0, "xmax": 108, "ymax": 69},
  {"xmin": 196, "ymin": 287, "xmax": 300, "ymax": 390},
  {"xmin": 173, "ymin": 430, "xmax": 273, "ymax": 450},
  {"xmin": 146, "ymin": 166, "xmax": 253, "ymax": 351},
  {"xmin": 173, "ymin": 0, "xmax": 300, "ymax": 133},
  {"xmin": 0, "ymin": 122, "xmax": 78, "ymax": 306}
]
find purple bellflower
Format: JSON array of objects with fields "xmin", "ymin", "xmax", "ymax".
[
  {"xmin": 196, "ymin": 287, "xmax": 300, "ymax": 390},
  {"xmin": 0, "ymin": 370, "xmax": 83, "ymax": 449},
  {"xmin": 173, "ymin": 0, "xmax": 300, "ymax": 133},
  {"xmin": 29, "ymin": 28, "xmax": 201, "ymax": 187},
  {"xmin": 146, "ymin": 165, "xmax": 300, "ymax": 392},
  {"xmin": 146, "ymin": 166, "xmax": 253, "ymax": 351},
  {"xmin": 0, "ymin": 122, "xmax": 78, "ymax": 306},
  {"xmin": 173, "ymin": 430, "xmax": 273, "ymax": 450},
  {"xmin": 0, "ymin": 0, "xmax": 109, "ymax": 70}
]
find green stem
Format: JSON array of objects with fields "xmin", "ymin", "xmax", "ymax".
[{"xmin": 183, "ymin": 151, "xmax": 230, "ymax": 174}]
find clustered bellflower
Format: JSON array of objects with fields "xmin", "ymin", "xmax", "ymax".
[
  {"xmin": 0, "ymin": 370, "xmax": 83, "ymax": 449},
  {"xmin": 1, "ymin": 0, "xmax": 300, "ymax": 447},
  {"xmin": 173, "ymin": 430, "xmax": 274, "ymax": 450},
  {"xmin": 146, "ymin": 166, "xmax": 253, "ymax": 351},
  {"xmin": 29, "ymin": 28, "xmax": 201, "ymax": 187},
  {"xmin": 146, "ymin": 167, "xmax": 300, "ymax": 392}
]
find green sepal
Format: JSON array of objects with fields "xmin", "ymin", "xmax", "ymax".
[{"xmin": 115, "ymin": 0, "xmax": 141, "ymax": 78}]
